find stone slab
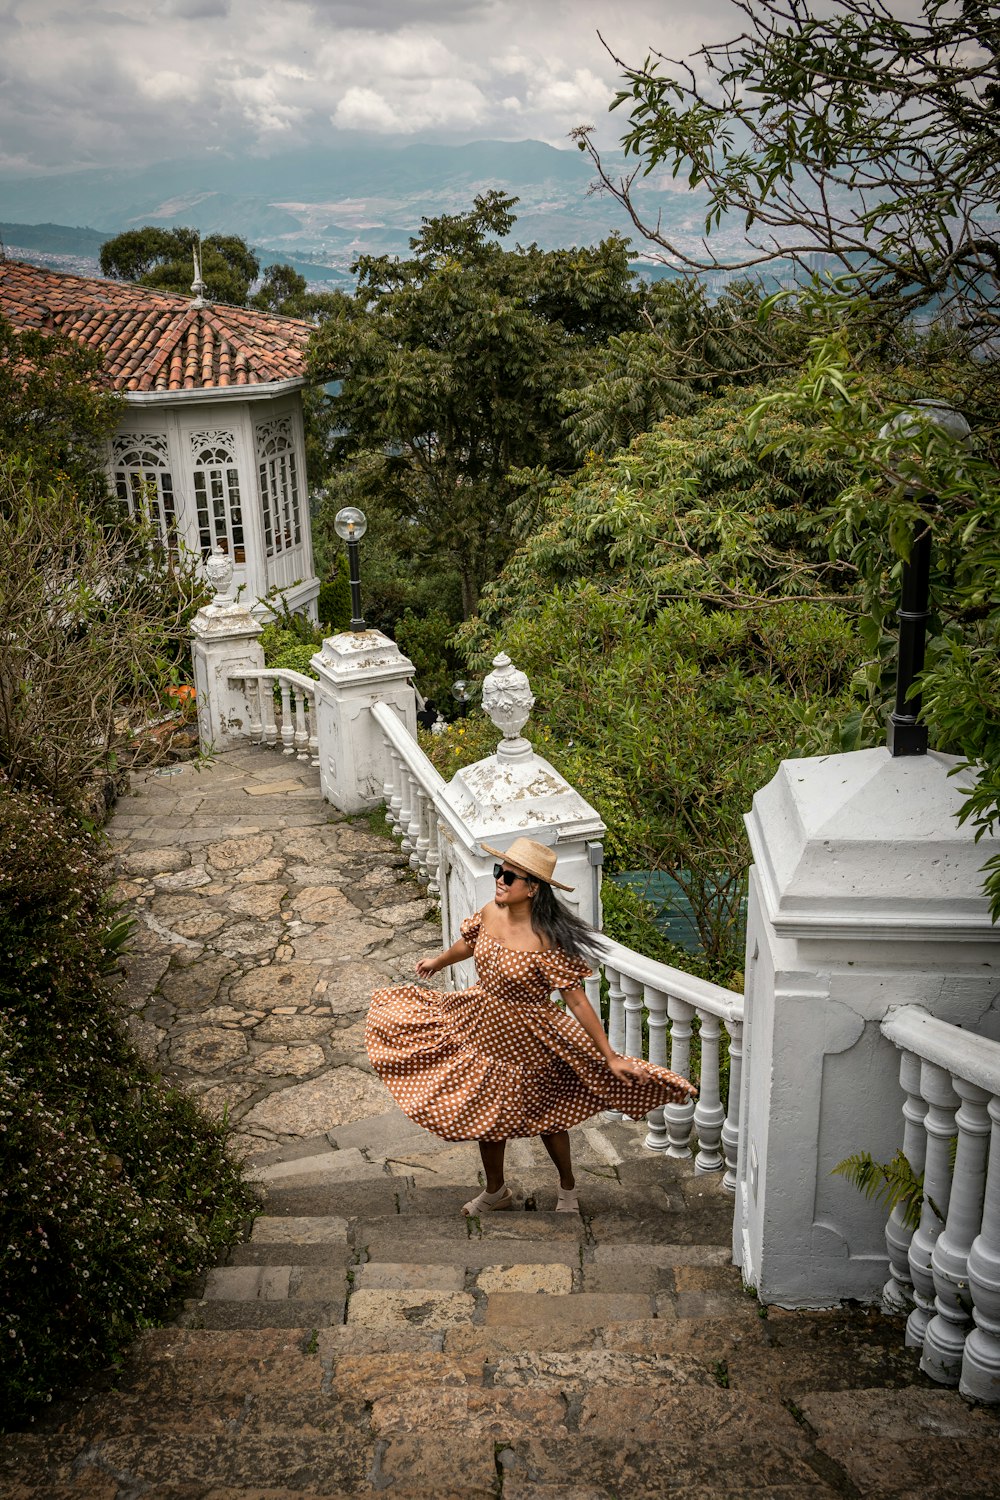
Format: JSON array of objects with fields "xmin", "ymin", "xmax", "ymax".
[
  {"xmin": 240, "ymin": 1067, "xmax": 389, "ymax": 1137},
  {"xmin": 248, "ymin": 1212, "xmax": 350, "ymax": 1248},
  {"xmin": 249, "ymin": 1150, "xmax": 382, "ymax": 1186},
  {"xmin": 203, "ymin": 1266, "xmax": 292, "ymax": 1302},
  {"xmin": 351, "ymin": 1263, "xmax": 466, "ymax": 1292},
  {"xmin": 476, "ymin": 1264, "xmax": 573, "ymax": 1295},
  {"xmin": 484, "ymin": 1291, "xmax": 655, "ymax": 1328},
  {"xmin": 346, "ymin": 1289, "xmax": 476, "ymax": 1331}
]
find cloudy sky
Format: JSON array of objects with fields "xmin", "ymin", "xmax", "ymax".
[{"xmin": 0, "ymin": 0, "xmax": 734, "ymax": 175}]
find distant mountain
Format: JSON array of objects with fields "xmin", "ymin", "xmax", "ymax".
[{"xmin": 0, "ymin": 139, "xmax": 707, "ymax": 263}]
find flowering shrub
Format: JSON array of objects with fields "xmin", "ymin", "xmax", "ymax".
[{"xmin": 0, "ymin": 778, "xmax": 258, "ymax": 1425}]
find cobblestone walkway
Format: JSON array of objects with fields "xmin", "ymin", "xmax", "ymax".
[
  {"xmin": 2, "ymin": 748, "xmax": 997, "ymax": 1498},
  {"xmin": 110, "ymin": 747, "xmax": 439, "ymax": 1157}
]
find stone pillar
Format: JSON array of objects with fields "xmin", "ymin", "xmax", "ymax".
[
  {"xmin": 310, "ymin": 629, "xmax": 417, "ymax": 813},
  {"xmin": 437, "ymin": 654, "xmax": 606, "ymax": 992},
  {"xmin": 735, "ymin": 747, "xmax": 1000, "ymax": 1307},
  {"xmin": 190, "ymin": 551, "xmax": 265, "ymax": 753}
]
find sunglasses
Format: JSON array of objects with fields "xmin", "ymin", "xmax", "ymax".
[{"xmin": 493, "ymin": 863, "xmax": 529, "ymax": 887}]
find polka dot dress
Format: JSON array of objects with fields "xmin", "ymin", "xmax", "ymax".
[{"xmin": 365, "ymin": 910, "xmax": 698, "ymax": 1142}]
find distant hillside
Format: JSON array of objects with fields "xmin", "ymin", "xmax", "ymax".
[
  {"xmin": 0, "ymin": 139, "xmax": 712, "ymax": 263},
  {"xmin": 0, "ymin": 221, "xmax": 106, "ymax": 256}
]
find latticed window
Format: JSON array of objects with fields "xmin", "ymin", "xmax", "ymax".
[
  {"xmin": 112, "ymin": 434, "xmax": 177, "ymax": 550},
  {"xmin": 255, "ymin": 417, "xmax": 302, "ymax": 557},
  {"xmin": 190, "ymin": 430, "xmax": 245, "ymax": 563}
]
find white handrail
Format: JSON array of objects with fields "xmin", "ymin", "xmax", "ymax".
[
  {"xmin": 227, "ymin": 667, "xmax": 319, "ymax": 765},
  {"xmin": 882, "ymin": 1004, "xmax": 1000, "ymax": 1096},
  {"xmin": 371, "ymin": 699, "xmax": 447, "ymax": 798},
  {"xmin": 595, "ymin": 934, "xmax": 744, "ymax": 1023}
]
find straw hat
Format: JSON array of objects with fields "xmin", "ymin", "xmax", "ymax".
[{"xmin": 481, "ymin": 837, "xmax": 573, "ymax": 891}]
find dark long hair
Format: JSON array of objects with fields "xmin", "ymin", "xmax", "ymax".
[{"xmin": 529, "ymin": 880, "xmax": 604, "ymax": 964}]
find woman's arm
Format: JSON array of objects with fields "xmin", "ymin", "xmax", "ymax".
[
  {"xmin": 415, "ymin": 935, "xmax": 474, "ymax": 979},
  {"xmin": 562, "ymin": 986, "xmax": 653, "ymax": 1083}
]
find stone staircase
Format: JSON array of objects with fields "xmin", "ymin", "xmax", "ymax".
[{"xmin": 5, "ymin": 1113, "xmax": 998, "ymax": 1500}]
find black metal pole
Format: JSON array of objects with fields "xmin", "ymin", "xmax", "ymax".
[
  {"xmin": 347, "ymin": 537, "xmax": 366, "ymax": 632},
  {"xmin": 887, "ymin": 520, "xmax": 931, "ymax": 757}
]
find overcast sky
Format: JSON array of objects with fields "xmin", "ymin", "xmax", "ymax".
[{"xmin": 0, "ymin": 0, "xmax": 736, "ymax": 175}]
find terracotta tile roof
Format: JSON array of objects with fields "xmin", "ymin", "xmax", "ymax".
[{"xmin": 0, "ymin": 258, "xmax": 312, "ymax": 394}]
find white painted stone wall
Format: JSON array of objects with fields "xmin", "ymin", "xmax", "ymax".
[{"xmin": 736, "ymin": 747, "xmax": 1000, "ymax": 1307}]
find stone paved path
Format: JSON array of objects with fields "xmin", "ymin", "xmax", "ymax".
[{"xmin": 2, "ymin": 747, "xmax": 998, "ymax": 1498}]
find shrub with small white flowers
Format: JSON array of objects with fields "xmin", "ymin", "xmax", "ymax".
[{"xmin": 0, "ymin": 777, "xmax": 259, "ymax": 1426}]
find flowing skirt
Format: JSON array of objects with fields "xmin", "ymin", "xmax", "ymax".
[{"xmin": 365, "ymin": 981, "xmax": 697, "ymax": 1142}]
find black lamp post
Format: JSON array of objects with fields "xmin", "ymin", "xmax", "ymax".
[
  {"xmin": 451, "ymin": 678, "xmax": 471, "ymax": 719},
  {"xmin": 879, "ymin": 401, "xmax": 971, "ymax": 758},
  {"xmin": 333, "ymin": 507, "xmax": 367, "ymax": 632}
]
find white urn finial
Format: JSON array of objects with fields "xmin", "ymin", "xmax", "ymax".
[
  {"xmin": 482, "ymin": 652, "xmax": 534, "ymax": 761},
  {"xmin": 205, "ymin": 546, "xmax": 235, "ymax": 604}
]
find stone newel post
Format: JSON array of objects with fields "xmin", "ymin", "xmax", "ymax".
[
  {"xmin": 190, "ymin": 549, "xmax": 265, "ymax": 752},
  {"xmin": 735, "ymin": 747, "xmax": 1000, "ymax": 1307},
  {"xmin": 437, "ymin": 653, "xmax": 606, "ymax": 998},
  {"xmin": 310, "ymin": 629, "xmax": 417, "ymax": 813}
]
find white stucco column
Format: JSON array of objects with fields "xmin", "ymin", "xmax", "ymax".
[
  {"xmin": 311, "ymin": 629, "xmax": 417, "ymax": 813},
  {"xmin": 436, "ymin": 654, "xmax": 606, "ymax": 993},
  {"xmin": 190, "ymin": 551, "xmax": 266, "ymax": 752},
  {"xmin": 735, "ymin": 747, "xmax": 1000, "ymax": 1308}
]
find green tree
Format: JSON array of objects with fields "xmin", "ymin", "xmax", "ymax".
[
  {"xmin": 576, "ymin": 0, "xmax": 1000, "ymax": 339},
  {"xmin": 456, "ymin": 390, "xmax": 862, "ymax": 965},
  {"xmin": 251, "ymin": 262, "xmax": 309, "ymax": 315},
  {"xmin": 308, "ymin": 191, "xmax": 642, "ymax": 617},
  {"xmin": 101, "ymin": 227, "xmax": 261, "ymax": 307},
  {"xmin": 0, "ymin": 315, "xmax": 120, "ymax": 512}
]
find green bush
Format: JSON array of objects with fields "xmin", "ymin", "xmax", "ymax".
[{"xmin": 0, "ymin": 780, "xmax": 258, "ymax": 1425}]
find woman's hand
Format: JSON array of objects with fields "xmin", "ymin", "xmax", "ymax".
[
  {"xmin": 609, "ymin": 1054, "xmax": 653, "ymax": 1085},
  {"xmin": 415, "ymin": 956, "xmax": 439, "ymax": 980}
]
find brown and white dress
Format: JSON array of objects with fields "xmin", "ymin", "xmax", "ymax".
[{"xmin": 365, "ymin": 910, "xmax": 697, "ymax": 1142}]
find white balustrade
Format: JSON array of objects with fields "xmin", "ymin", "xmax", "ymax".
[
  {"xmin": 227, "ymin": 669, "xmax": 319, "ymax": 766},
  {"xmin": 881, "ymin": 1006, "xmax": 1000, "ymax": 1402},
  {"xmin": 370, "ymin": 700, "xmax": 447, "ymax": 894},
  {"xmin": 594, "ymin": 936, "xmax": 744, "ymax": 1186}
]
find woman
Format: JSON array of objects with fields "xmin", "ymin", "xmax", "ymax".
[{"xmin": 365, "ymin": 837, "xmax": 697, "ymax": 1215}]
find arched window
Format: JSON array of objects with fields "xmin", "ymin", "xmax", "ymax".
[
  {"xmin": 255, "ymin": 417, "xmax": 302, "ymax": 558},
  {"xmin": 112, "ymin": 433, "xmax": 177, "ymax": 550},
  {"xmin": 190, "ymin": 430, "xmax": 245, "ymax": 563}
]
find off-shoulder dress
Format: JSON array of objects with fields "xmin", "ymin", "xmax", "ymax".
[{"xmin": 365, "ymin": 910, "xmax": 697, "ymax": 1142}]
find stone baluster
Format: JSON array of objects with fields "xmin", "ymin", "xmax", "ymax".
[
  {"xmin": 242, "ymin": 677, "xmax": 263, "ymax": 743},
  {"xmin": 292, "ymin": 686, "xmax": 310, "ymax": 761},
  {"xmin": 721, "ymin": 1016, "xmax": 743, "ymax": 1193},
  {"xmin": 398, "ymin": 767, "xmax": 415, "ymax": 855},
  {"xmin": 666, "ymin": 996, "xmax": 695, "ymax": 1159},
  {"xmin": 884, "ymin": 1050, "xmax": 929, "ymax": 1313},
  {"xmin": 961, "ymin": 1096, "xmax": 1000, "ymax": 1400},
  {"xmin": 406, "ymin": 780, "xmax": 423, "ymax": 871},
  {"xmin": 644, "ymin": 984, "xmax": 670, "ymax": 1152},
  {"xmin": 306, "ymin": 694, "xmax": 319, "ymax": 766},
  {"xmin": 620, "ymin": 975, "xmax": 645, "ymax": 1123},
  {"xmin": 906, "ymin": 1061, "xmax": 959, "ymax": 1349},
  {"xmin": 426, "ymin": 809, "xmax": 441, "ymax": 898},
  {"xmin": 260, "ymin": 679, "xmax": 278, "ymax": 747},
  {"xmin": 388, "ymin": 750, "xmax": 404, "ymax": 836},
  {"xmin": 279, "ymin": 681, "xmax": 295, "ymax": 755},
  {"xmin": 583, "ymin": 973, "xmax": 603, "ymax": 1022},
  {"xmin": 694, "ymin": 1009, "xmax": 725, "ymax": 1173},
  {"xmin": 413, "ymin": 788, "xmax": 431, "ymax": 884},
  {"xmin": 603, "ymin": 965, "xmax": 626, "ymax": 1121},
  {"xmin": 922, "ymin": 1077, "xmax": 991, "ymax": 1384}
]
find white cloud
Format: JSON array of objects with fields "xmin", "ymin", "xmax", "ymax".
[{"xmin": 0, "ymin": 0, "xmax": 741, "ymax": 171}]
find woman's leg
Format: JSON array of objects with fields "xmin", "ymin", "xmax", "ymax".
[
  {"xmin": 479, "ymin": 1138, "xmax": 507, "ymax": 1193},
  {"xmin": 540, "ymin": 1130, "xmax": 575, "ymax": 1190}
]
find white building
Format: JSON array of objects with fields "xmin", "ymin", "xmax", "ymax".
[{"xmin": 0, "ymin": 258, "xmax": 320, "ymax": 618}]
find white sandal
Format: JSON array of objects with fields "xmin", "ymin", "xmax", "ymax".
[
  {"xmin": 462, "ymin": 1184, "xmax": 513, "ymax": 1216},
  {"xmin": 555, "ymin": 1186, "xmax": 580, "ymax": 1214}
]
